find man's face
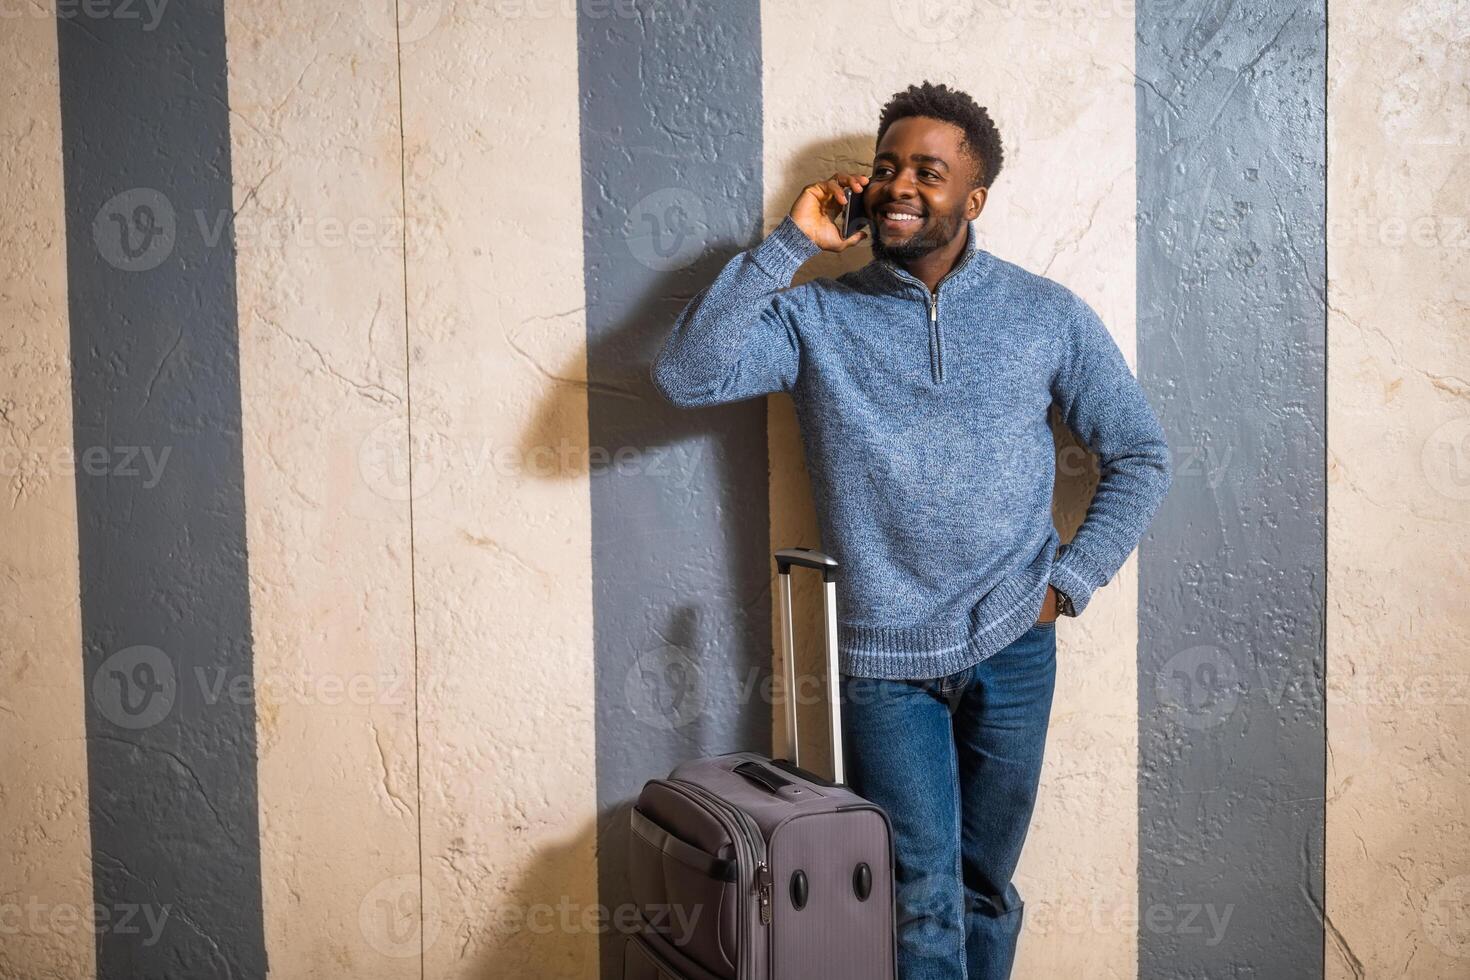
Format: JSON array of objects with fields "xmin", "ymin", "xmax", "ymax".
[{"xmin": 865, "ymin": 116, "xmax": 985, "ymax": 264}]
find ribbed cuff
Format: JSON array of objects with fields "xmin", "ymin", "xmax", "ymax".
[
  {"xmin": 751, "ymin": 214, "xmax": 820, "ymax": 280},
  {"xmin": 1048, "ymin": 541, "xmax": 1113, "ymax": 617}
]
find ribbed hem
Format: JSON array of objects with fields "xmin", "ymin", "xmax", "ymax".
[
  {"xmin": 1048, "ymin": 541, "xmax": 1112, "ymax": 616},
  {"xmin": 751, "ymin": 214, "xmax": 820, "ymax": 279},
  {"xmin": 838, "ymin": 560, "xmax": 1050, "ymax": 681}
]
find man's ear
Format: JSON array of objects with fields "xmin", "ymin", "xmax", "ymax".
[{"xmin": 966, "ymin": 184, "xmax": 987, "ymax": 221}]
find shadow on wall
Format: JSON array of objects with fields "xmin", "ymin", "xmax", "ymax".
[
  {"xmin": 466, "ymin": 813, "xmax": 603, "ymax": 976},
  {"xmin": 470, "ymin": 133, "xmax": 1098, "ymax": 976}
]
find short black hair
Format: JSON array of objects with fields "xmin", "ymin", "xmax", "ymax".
[{"xmin": 876, "ymin": 81, "xmax": 1004, "ymax": 189}]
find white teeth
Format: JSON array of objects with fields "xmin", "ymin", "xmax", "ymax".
[{"xmin": 884, "ymin": 212, "xmax": 920, "ymax": 221}]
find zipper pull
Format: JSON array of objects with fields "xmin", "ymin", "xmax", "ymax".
[
  {"xmin": 756, "ymin": 862, "xmax": 772, "ymax": 924},
  {"xmin": 929, "ymin": 295, "xmax": 943, "ymax": 382}
]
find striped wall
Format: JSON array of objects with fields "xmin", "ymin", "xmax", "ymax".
[
  {"xmin": 224, "ymin": 3, "xmax": 420, "ymax": 976},
  {"xmin": 55, "ymin": 2, "xmax": 267, "ymax": 975},
  {"xmin": 398, "ymin": 6, "xmax": 597, "ymax": 978},
  {"xmin": 0, "ymin": 0, "xmax": 1465, "ymax": 977},
  {"xmin": 1136, "ymin": 2, "xmax": 1327, "ymax": 976},
  {"xmin": 1325, "ymin": 1, "xmax": 1470, "ymax": 977},
  {"xmin": 0, "ymin": 11, "xmax": 92, "ymax": 980},
  {"xmin": 578, "ymin": 4, "xmax": 773, "ymax": 978}
]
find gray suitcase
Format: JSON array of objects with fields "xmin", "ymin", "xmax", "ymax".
[{"xmin": 623, "ymin": 547, "xmax": 897, "ymax": 980}]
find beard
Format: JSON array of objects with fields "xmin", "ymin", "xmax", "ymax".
[{"xmin": 869, "ymin": 202, "xmax": 969, "ymax": 264}]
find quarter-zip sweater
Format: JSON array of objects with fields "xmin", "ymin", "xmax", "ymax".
[{"xmin": 651, "ymin": 215, "xmax": 1172, "ymax": 680}]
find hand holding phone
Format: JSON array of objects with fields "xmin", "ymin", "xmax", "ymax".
[{"xmin": 788, "ymin": 172, "xmax": 870, "ymax": 253}]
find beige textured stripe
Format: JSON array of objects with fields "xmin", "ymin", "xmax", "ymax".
[
  {"xmin": 396, "ymin": 7, "xmax": 596, "ymax": 978},
  {"xmin": 762, "ymin": 5, "xmax": 1139, "ymax": 976},
  {"xmin": 1326, "ymin": 1, "xmax": 1470, "ymax": 976},
  {"xmin": 224, "ymin": 4, "xmax": 420, "ymax": 976},
  {"xmin": 0, "ymin": 12, "xmax": 93, "ymax": 980}
]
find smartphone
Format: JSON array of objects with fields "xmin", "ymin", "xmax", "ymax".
[{"xmin": 842, "ymin": 187, "xmax": 869, "ymax": 239}]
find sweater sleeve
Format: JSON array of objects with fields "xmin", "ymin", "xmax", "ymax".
[
  {"xmin": 650, "ymin": 215, "xmax": 821, "ymax": 408},
  {"xmin": 1048, "ymin": 295, "xmax": 1173, "ymax": 616}
]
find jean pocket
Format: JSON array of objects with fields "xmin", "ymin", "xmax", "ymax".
[{"xmin": 1031, "ymin": 618, "xmax": 1057, "ymax": 631}]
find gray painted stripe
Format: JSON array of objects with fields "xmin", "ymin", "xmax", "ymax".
[
  {"xmin": 578, "ymin": 2, "xmax": 768, "ymax": 975},
  {"xmin": 55, "ymin": 3, "xmax": 266, "ymax": 977},
  {"xmin": 1136, "ymin": 2, "xmax": 1326, "ymax": 977}
]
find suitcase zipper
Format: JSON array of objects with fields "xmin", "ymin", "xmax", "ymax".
[{"xmin": 660, "ymin": 777, "xmax": 771, "ymax": 980}]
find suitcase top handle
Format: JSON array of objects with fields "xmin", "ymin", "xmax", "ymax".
[
  {"xmin": 733, "ymin": 759, "xmax": 807, "ymax": 799},
  {"xmin": 774, "ymin": 547, "xmax": 839, "ymax": 582}
]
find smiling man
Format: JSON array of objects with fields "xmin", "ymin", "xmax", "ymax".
[{"xmin": 651, "ymin": 81, "xmax": 1172, "ymax": 979}]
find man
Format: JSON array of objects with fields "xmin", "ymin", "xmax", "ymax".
[{"xmin": 650, "ymin": 81, "xmax": 1171, "ymax": 979}]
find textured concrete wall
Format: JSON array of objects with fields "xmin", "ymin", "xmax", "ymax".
[
  {"xmin": 223, "ymin": 3, "xmax": 421, "ymax": 976},
  {"xmin": 0, "ymin": 13, "xmax": 93, "ymax": 980},
  {"xmin": 399, "ymin": 7, "xmax": 597, "ymax": 978},
  {"xmin": 55, "ymin": 2, "xmax": 268, "ymax": 974},
  {"xmin": 3, "ymin": 0, "xmax": 1466, "ymax": 977},
  {"xmin": 1135, "ymin": 1, "xmax": 1327, "ymax": 976},
  {"xmin": 231, "ymin": 2, "xmax": 599, "ymax": 976},
  {"xmin": 1325, "ymin": 1, "xmax": 1470, "ymax": 976}
]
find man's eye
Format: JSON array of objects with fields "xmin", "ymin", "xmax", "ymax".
[
  {"xmin": 920, "ymin": 170, "xmax": 939, "ymax": 179},
  {"xmin": 872, "ymin": 168, "xmax": 892, "ymax": 178}
]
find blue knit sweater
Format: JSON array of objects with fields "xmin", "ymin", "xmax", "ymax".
[{"xmin": 652, "ymin": 215, "xmax": 1172, "ymax": 680}]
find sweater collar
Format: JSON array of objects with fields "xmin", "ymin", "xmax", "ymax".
[{"xmin": 867, "ymin": 220, "xmax": 988, "ymax": 295}]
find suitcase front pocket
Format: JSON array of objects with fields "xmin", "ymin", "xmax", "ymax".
[
  {"xmin": 624, "ymin": 931, "xmax": 684, "ymax": 980},
  {"xmin": 628, "ymin": 805, "xmax": 738, "ymax": 978},
  {"xmin": 623, "ymin": 928, "xmax": 728, "ymax": 980}
]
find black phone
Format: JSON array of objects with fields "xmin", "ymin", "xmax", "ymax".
[{"xmin": 842, "ymin": 188, "xmax": 869, "ymax": 239}]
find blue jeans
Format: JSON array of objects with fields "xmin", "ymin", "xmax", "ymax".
[{"xmin": 839, "ymin": 621, "xmax": 1058, "ymax": 980}]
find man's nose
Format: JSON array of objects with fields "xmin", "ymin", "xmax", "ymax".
[{"xmin": 890, "ymin": 171, "xmax": 918, "ymax": 197}]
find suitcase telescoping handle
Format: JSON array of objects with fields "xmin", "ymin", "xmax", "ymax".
[{"xmin": 774, "ymin": 547, "xmax": 844, "ymax": 785}]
